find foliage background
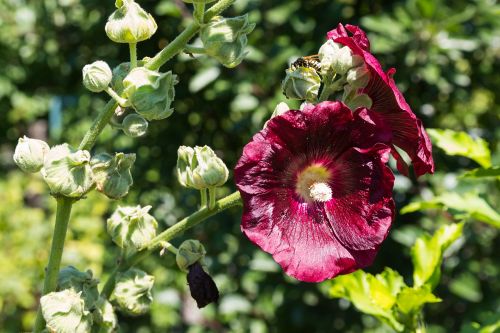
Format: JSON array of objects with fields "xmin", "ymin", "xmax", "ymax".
[{"xmin": 0, "ymin": 0, "xmax": 498, "ymax": 332}]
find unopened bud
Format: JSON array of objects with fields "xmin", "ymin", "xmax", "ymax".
[
  {"xmin": 176, "ymin": 145, "xmax": 228, "ymax": 190},
  {"xmin": 346, "ymin": 65, "xmax": 370, "ymax": 88},
  {"xmin": 91, "ymin": 152, "xmax": 135, "ymax": 199},
  {"xmin": 112, "ymin": 268, "xmax": 154, "ymax": 316},
  {"xmin": 41, "ymin": 289, "xmax": 93, "ymax": 333},
  {"xmin": 82, "ymin": 60, "xmax": 112, "ymax": 92},
  {"xmin": 200, "ymin": 15, "xmax": 255, "ymax": 68},
  {"xmin": 176, "ymin": 240, "xmax": 206, "ymax": 273},
  {"xmin": 123, "ymin": 67, "xmax": 177, "ymax": 121},
  {"xmin": 105, "ymin": 0, "xmax": 157, "ymax": 44},
  {"xmin": 319, "ymin": 39, "xmax": 363, "ymax": 76},
  {"xmin": 122, "ymin": 114, "xmax": 148, "ymax": 137},
  {"xmin": 41, "ymin": 144, "xmax": 94, "ymax": 198},
  {"xmin": 58, "ymin": 266, "xmax": 99, "ymax": 310},
  {"xmin": 13, "ymin": 136, "xmax": 49, "ymax": 173},
  {"xmin": 93, "ymin": 298, "xmax": 117, "ymax": 332},
  {"xmin": 107, "ymin": 205, "xmax": 157, "ymax": 253},
  {"xmin": 282, "ymin": 66, "xmax": 321, "ymax": 102}
]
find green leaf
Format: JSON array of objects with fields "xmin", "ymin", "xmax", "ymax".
[
  {"xmin": 411, "ymin": 223, "xmax": 464, "ymax": 289},
  {"xmin": 396, "ymin": 286, "xmax": 441, "ymax": 315},
  {"xmin": 449, "ymin": 272, "xmax": 483, "ymax": 302},
  {"xmin": 327, "ymin": 268, "xmax": 406, "ymax": 332},
  {"xmin": 401, "ymin": 192, "xmax": 500, "ymax": 228},
  {"xmin": 427, "ymin": 128, "xmax": 491, "ymax": 168},
  {"xmin": 461, "ymin": 166, "xmax": 500, "ymax": 179}
]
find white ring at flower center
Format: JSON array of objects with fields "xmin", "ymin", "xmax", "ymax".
[{"xmin": 308, "ymin": 182, "xmax": 332, "ymax": 202}]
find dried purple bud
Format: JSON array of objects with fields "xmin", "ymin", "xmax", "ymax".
[{"xmin": 186, "ymin": 262, "xmax": 219, "ymax": 308}]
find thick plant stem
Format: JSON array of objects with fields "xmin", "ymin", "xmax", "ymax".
[
  {"xmin": 129, "ymin": 42, "xmax": 137, "ymax": 69},
  {"xmin": 33, "ymin": 197, "xmax": 74, "ymax": 332},
  {"xmin": 193, "ymin": 3, "xmax": 205, "ymax": 24},
  {"xmin": 100, "ymin": 191, "xmax": 242, "ymax": 298},
  {"xmin": 79, "ymin": 100, "xmax": 118, "ymax": 151}
]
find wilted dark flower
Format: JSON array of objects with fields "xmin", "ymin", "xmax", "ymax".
[
  {"xmin": 234, "ymin": 101, "xmax": 395, "ymax": 282},
  {"xmin": 327, "ymin": 24, "xmax": 434, "ymax": 177},
  {"xmin": 186, "ymin": 262, "xmax": 219, "ymax": 308}
]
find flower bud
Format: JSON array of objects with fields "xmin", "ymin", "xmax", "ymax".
[
  {"xmin": 123, "ymin": 67, "xmax": 177, "ymax": 121},
  {"xmin": 112, "ymin": 268, "xmax": 154, "ymax": 316},
  {"xmin": 282, "ymin": 66, "xmax": 321, "ymax": 102},
  {"xmin": 93, "ymin": 298, "xmax": 117, "ymax": 332},
  {"xmin": 13, "ymin": 136, "xmax": 49, "ymax": 173},
  {"xmin": 82, "ymin": 60, "xmax": 112, "ymax": 93},
  {"xmin": 58, "ymin": 266, "xmax": 99, "ymax": 310},
  {"xmin": 41, "ymin": 144, "xmax": 94, "ymax": 198},
  {"xmin": 200, "ymin": 15, "xmax": 255, "ymax": 68},
  {"xmin": 177, "ymin": 145, "xmax": 229, "ymax": 190},
  {"xmin": 176, "ymin": 240, "xmax": 206, "ymax": 273},
  {"xmin": 346, "ymin": 65, "xmax": 370, "ymax": 88},
  {"xmin": 319, "ymin": 39, "xmax": 363, "ymax": 76},
  {"xmin": 107, "ymin": 205, "xmax": 157, "ymax": 253},
  {"xmin": 111, "ymin": 60, "xmax": 148, "ymax": 93},
  {"xmin": 122, "ymin": 114, "xmax": 148, "ymax": 137},
  {"xmin": 105, "ymin": 0, "xmax": 157, "ymax": 44},
  {"xmin": 41, "ymin": 289, "xmax": 93, "ymax": 333},
  {"xmin": 187, "ymin": 262, "xmax": 219, "ymax": 308},
  {"xmin": 91, "ymin": 152, "xmax": 135, "ymax": 199}
]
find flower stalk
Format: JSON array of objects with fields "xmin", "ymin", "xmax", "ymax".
[{"xmin": 129, "ymin": 42, "xmax": 137, "ymax": 69}]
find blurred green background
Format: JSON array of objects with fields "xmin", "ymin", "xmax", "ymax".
[{"xmin": 0, "ymin": 0, "xmax": 499, "ymax": 332}]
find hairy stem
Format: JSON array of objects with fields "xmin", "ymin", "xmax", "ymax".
[
  {"xmin": 100, "ymin": 191, "xmax": 242, "ymax": 298},
  {"xmin": 129, "ymin": 42, "xmax": 137, "ymax": 69},
  {"xmin": 185, "ymin": 44, "xmax": 206, "ymax": 54},
  {"xmin": 193, "ymin": 3, "xmax": 205, "ymax": 24},
  {"xmin": 79, "ymin": 100, "xmax": 118, "ymax": 151},
  {"xmin": 33, "ymin": 197, "xmax": 74, "ymax": 332}
]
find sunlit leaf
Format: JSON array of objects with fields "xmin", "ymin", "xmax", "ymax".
[
  {"xmin": 461, "ymin": 166, "xmax": 500, "ymax": 179},
  {"xmin": 396, "ymin": 286, "xmax": 441, "ymax": 315},
  {"xmin": 427, "ymin": 129, "xmax": 491, "ymax": 168}
]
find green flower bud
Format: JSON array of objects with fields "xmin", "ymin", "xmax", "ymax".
[
  {"xmin": 319, "ymin": 39, "xmax": 363, "ymax": 76},
  {"xmin": 93, "ymin": 298, "xmax": 117, "ymax": 333},
  {"xmin": 91, "ymin": 152, "xmax": 135, "ymax": 199},
  {"xmin": 176, "ymin": 145, "xmax": 229, "ymax": 190},
  {"xmin": 282, "ymin": 66, "xmax": 321, "ymax": 102},
  {"xmin": 123, "ymin": 67, "xmax": 177, "ymax": 121},
  {"xmin": 122, "ymin": 114, "xmax": 148, "ymax": 137},
  {"xmin": 200, "ymin": 15, "xmax": 255, "ymax": 68},
  {"xmin": 82, "ymin": 60, "xmax": 112, "ymax": 93},
  {"xmin": 112, "ymin": 268, "xmax": 154, "ymax": 316},
  {"xmin": 41, "ymin": 289, "xmax": 93, "ymax": 333},
  {"xmin": 105, "ymin": 0, "xmax": 157, "ymax": 43},
  {"xmin": 13, "ymin": 136, "xmax": 49, "ymax": 173},
  {"xmin": 41, "ymin": 144, "xmax": 94, "ymax": 198},
  {"xmin": 107, "ymin": 205, "xmax": 157, "ymax": 253},
  {"xmin": 58, "ymin": 266, "xmax": 99, "ymax": 310},
  {"xmin": 346, "ymin": 65, "xmax": 370, "ymax": 88},
  {"xmin": 176, "ymin": 240, "xmax": 206, "ymax": 273}
]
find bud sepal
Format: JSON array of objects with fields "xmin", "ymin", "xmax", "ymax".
[{"xmin": 91, "ymin": 152, "xmax": 136, "ymax": 199}]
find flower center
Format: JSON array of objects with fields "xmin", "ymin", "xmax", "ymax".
[{"xmin": 296, "ymin": 164, "xmax": 332, "ymax": 203}]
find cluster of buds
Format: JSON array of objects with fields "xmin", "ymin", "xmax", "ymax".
[
  {"xmin": 282, "ymin": 39, "xmax": 372, "ymax": 108},
  {"xmin": 13, "ymin": 138, "xmax": 135, "ymax": 200}
]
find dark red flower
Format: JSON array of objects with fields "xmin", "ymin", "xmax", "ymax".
[
  {"xmin": 187, "ymin": 262, "xmax": 219, "ymax": 308},
  {"xmin": 327, "ymin": 24, "xmax": 434, "ymax": 177},
  {"xmin": 234, "ymin": 102, "xmax": 395, "ymax": 282}
]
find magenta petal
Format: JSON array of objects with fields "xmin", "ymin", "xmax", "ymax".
[
  {"xmin": 325, "ymin": 145, "xmax": 395, "ymax": 251},
  {"xmin": 327, "ymin": 23, "xmax": 434, "ymax": 177},
  {"xmin": 235, "ymin": 102, "xmax": 396, "ymax": 282}
]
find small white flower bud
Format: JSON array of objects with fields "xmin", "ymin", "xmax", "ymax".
[
  {"xmin": 105, "ymin": 0, "xmax": 157, "ymax": 44},
  {"xmin": 58, "ymin": 266, "xmax": 99, "ymax": 310},
  {"xmin": 93, "ymin": 298, "xmax": 117, "ymax": 332},
  {"xmin": 122, "ymin": 114, "xmax": 148, "ymax": 137},
  {"xmin": 106, "ymin": 205, "xmax": 157, "ymax": 253},
  {"xmin": 112, "ymin": 268, "xmax": 154, "ymax": 316},
  {"xmin": 319, "ymin": 40, "xmax": 363, "ymax": 76},
  {"xmin": 41, "ymin": 289, "xmax": 93, "ymax": 333},
  {"xmin": 346, "ymin": 65, "xmax": 370, "ymax": 88},
  {"xmin": 82, "ymin": 60, "xmax": 112, "ymax": 92},
  {"xmin": 282, "ymin": 66, "xmax": 321, "ymax": 102},
  {"xmin": 13, "ymin": 136, "xmax": 49, "ymax": 173},
  {"xmin": 41, "ymin": 144, "xmax": 94, "ymax": 198},
  {"xmin": 91, "ymin": 152, "xmax": 135, "ymax": 199}
]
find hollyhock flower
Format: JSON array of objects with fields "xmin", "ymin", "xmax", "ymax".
[
  {"xmin": 327, "ymin": 24, "xmax": 434, "ymax": 177},
  {"xmin": 234, "ymin": 101, "xmax": 395, "ymax": 282}
]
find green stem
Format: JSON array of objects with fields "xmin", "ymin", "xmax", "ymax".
[
  {"xmin": 33, "ymin": 197, "xmax": 74, "ymax": 332},
  {"xmin": 78, "ymin": 100, "xmax": 118, "ymax": 151},
  {"xmin": 129, "ymin": 42, "xmax": 137, "ymax": 69},
  {"xmin": 160, "ymin": 241, "xmax": 178, "ymax": 255},
  {"xmin": 208, "ymin": 187, "xmax": 216, "ymax": 209},
  {"xmin": 193, "ymin": 3, "xmax": 205, "ymax": 24},
  {"xmin": 100, "ymin": 191, "xmax": 242, "ymax": 298},
  {"xmin": 144, "ymin": 0, "xmax": 236, "ymax": 71},
  {"xmin": 104, "ymin": 87, "xmax": 128, "ymax": 107},
  {"xmin": 200, "ymin": 188, "xmax": 208, "ymax": 207},
  {"xmin": 318, "ymin": 76, "xmax": 345, "ymax": 102},
  {"xmin": 185, "ymin": 44, "xmax": 206, "ymax": 54}
]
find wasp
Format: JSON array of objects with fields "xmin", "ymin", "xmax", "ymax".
[{"xmin": 289, "ymin": 54, "xmax": 321, "ymax": 72}]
